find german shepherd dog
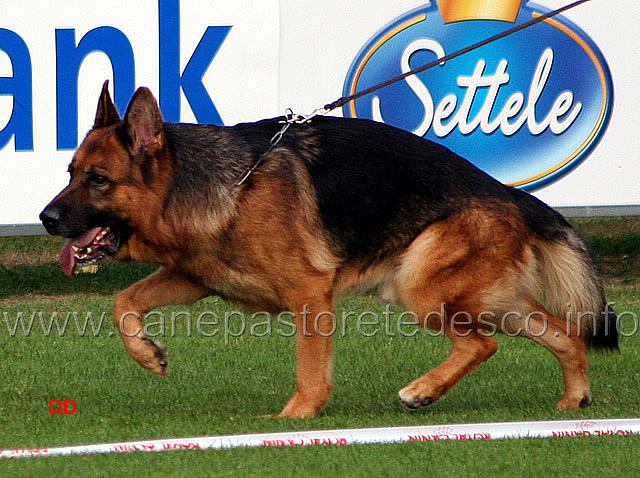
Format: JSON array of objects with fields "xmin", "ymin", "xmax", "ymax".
[{"xmin": 40, "ymin": 81, "xmax": 618, "ymax": 418}]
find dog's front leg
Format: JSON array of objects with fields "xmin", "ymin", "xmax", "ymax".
[
  {"xmin": 113, "ymin": 267, "xmax": 210, "ymax": 375},
  {"xmin": 278, "ymin": 299, "xmax": 334, "ymax": 418}
]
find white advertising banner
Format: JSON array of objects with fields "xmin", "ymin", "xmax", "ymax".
[
  {"xmin": 0, "ymin": 0, "xmax": 637, "ymax": 228},
  {"xmin": 0, "ymin": 0, "xmax": 280, "ymax": 226},
  {"xmin": 280, "ymin": 0, "xmax": 638, "ymax": 209}
]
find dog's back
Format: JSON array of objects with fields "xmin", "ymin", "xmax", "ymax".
[{"xmin": 235, "ymin": 116, "xmax": 511, "ymax": 260}]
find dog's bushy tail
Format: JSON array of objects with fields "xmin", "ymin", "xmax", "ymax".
[
  {"xmin": 509, "ymin": 187, "xmax": 618, "ymax": 350},
  {"xmin": 533, "ymin": 228, "xmax": 619, "ymax": 350}
]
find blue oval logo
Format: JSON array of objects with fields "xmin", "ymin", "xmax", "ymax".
[{"xmin": 342, "ymin": 1, "xmax": 614, "ymax": 191}]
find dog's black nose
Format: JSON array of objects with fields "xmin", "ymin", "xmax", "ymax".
[{"xmin": 40, "ymin": 205, "xmax": 61, "ymax": 233}]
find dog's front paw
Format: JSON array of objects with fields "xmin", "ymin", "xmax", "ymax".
[
  {"xmin": 146, "ymin": 338, "xmax": 168, "ymax": 376},
  {"xmin": 277, "ymin": 388, "xmax": 330, "ymax": 418},
  {"xmin": 124, "ymin": 336, "xmax": 168, "ymax": 376}
]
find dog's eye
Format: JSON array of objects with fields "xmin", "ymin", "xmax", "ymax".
[{"xmin": 89, "ymin": 174, "xmax": 109, "ymax": 187}]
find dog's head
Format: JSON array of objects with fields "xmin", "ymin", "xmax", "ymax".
[{"xmin": 40, "ymin": 81, "xmax": 167, "ymax": 276}]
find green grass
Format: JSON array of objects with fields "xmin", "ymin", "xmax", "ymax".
[{"xmin": 1, "ymin": 218, "xmax": 640, "ymax": 476}]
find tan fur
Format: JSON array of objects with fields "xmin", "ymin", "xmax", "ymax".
[{"xmin": 533, "ymin": 236, "xmax": 605, "ymax": 322}]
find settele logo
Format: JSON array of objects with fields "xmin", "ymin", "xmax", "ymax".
[{"xmin": 343, "ymin": 0, "xmax": 613, "ymax": 190}]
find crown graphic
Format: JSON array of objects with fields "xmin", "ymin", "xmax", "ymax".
[{"xmin": 437, "ymin": 0, "xmax": 523, "ymax": 23}]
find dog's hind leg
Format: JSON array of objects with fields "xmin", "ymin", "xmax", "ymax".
[
  {"xmin": 113, "ymin": 267, "xmax": 211, "ymax": 375},
  {"xmin": 392, "ymin": 249, "xmax": 500, "ymax": 408},
  {"xmin": 398, "ymin": 318, "xmax": 498, "ymax": 408},
  {"xmin": 390, "ymin": 207, "xmax": 524, "ymax": 409},
  {"xmin": 510, "ymin": 302, "xmax": 591, "ymax": 409}
]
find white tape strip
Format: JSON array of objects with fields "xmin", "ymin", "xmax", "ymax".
[{"xmin": 2, "ymin": 418, "xmax": 639, "ymax": 459}]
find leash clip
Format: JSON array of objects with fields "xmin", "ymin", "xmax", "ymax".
[
  {"xmin": 279, "ymin": 106, "xmax": 330, "ymax": 125},
  {"xmin": 236, "ymin": 106, "xmax": 329, "ymax": 187},
  {"xmin": 290, "ymin": 106, "xmax": 330, "ymax": 124}
]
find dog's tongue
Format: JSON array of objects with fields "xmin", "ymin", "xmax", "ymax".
[{"xmin": 60, "ymin": 227, "xmax": 103, "ymax": 277}]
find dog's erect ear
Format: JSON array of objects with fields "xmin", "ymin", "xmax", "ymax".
[
  {"xmin": 93, "ymin": 80, "xmax": 121, "ymax": 129},
  {"xmin": 123, "ymin": 87, "xmax": 164, "ymax": 156}
]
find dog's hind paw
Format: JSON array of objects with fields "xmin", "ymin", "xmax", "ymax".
[
  {"xmin": 398, "ymin": 385, "xmax": 440, "ymax": 410},
  {"xmin": 557, "ymin": 394, "xmax": 591, "ymax": 410},
  {"xmin": 398, "ymin": 392, "xmax": 436, "ymax": 409}
]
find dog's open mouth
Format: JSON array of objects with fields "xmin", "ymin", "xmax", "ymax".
[{"xmin": 60, "ymin": 227, "xmax": 120, "ymax": 276}]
